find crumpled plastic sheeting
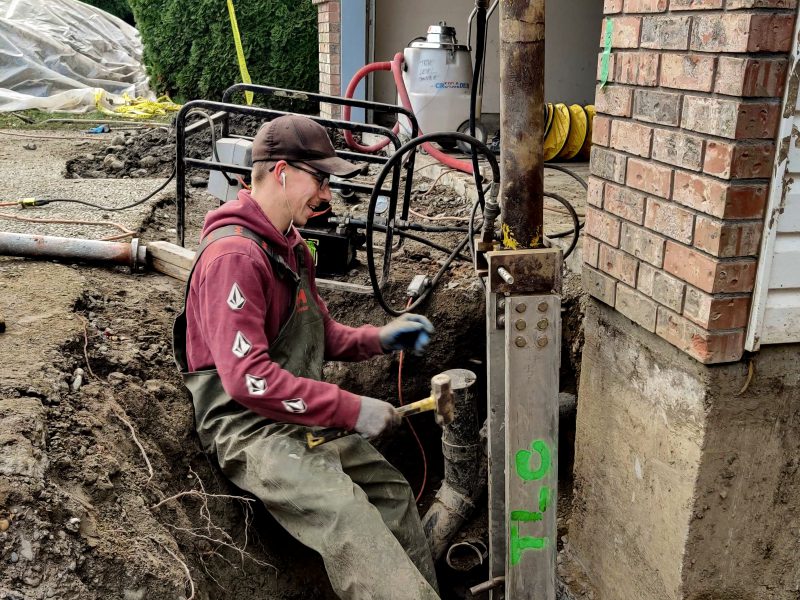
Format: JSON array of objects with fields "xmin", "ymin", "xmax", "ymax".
[{"xmin": 0, "ymin": 0, "xmax": 153, "ymax": 112}]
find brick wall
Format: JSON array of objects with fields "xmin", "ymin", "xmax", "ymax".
[
  {"xmin": 313, "ymin": 0, "xmax": 341, "ymax": 118},
  {"xmin": 584, "ymin": 0, "xmax": 796, "ymax": 364}
]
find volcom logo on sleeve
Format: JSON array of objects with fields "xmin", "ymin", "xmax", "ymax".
[
  {"xmin": 227, "ymin": 283, "xmax": 246, "ymax": 310},
  {"xmin": 282, "ymin": 398, "xmax": 307, "ymax": 414},
  {"xmin": 245, "ymin": 374, "xmax": 267, "ymax": 395},
  {"xmin": 232, "ymin": 331, "xmax": 252, "ymax": 358}
]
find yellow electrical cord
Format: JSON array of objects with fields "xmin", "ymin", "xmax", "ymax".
[
  {"xmin": 543, "ymin": 103, "xmax": 570, "ymax": 161},
  {"xmin": 580, "ymin": 105, "xmax": 596, "ymax": 159}
]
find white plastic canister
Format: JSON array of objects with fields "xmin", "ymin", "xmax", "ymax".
[{"xmin": 399, "ymin": 23, "xmax": 476, "ymax": 137}]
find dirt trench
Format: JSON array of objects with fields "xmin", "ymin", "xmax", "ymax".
[{"xmin": 0, "ymin": 124, "xmax": 586, "ymax": 599}]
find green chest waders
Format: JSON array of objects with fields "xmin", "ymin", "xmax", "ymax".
[
  {"xmin": 172, "ymin": 225, "xmax": 325, "ymax": 457},
  {"xmin": 172, "ymin": 226, "xmax": 439, "ymax": 600}
]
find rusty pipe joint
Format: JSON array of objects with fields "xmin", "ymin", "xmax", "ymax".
[{"xmin": 0, "ymin": 232, "xmax": 146, "ymax": 272}]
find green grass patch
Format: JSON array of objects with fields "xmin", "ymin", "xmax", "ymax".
[{"xmin": 0, "ymin": 110, "xmax": 173, "ymax": 131}]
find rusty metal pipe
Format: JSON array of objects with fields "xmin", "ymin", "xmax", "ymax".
[
  {"xmin": 499, "ymin": 0, "xmax": 545, "ymax": 249},
  {"xmin": 0, "ymin": 232, "xmax": 146, "ymax": 272}
]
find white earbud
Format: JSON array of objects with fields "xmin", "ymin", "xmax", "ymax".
[{"xmin": 280, "ymin": 171, "xmax": 286, "ymax": 188}]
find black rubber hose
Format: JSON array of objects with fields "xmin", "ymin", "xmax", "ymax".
[
  {"xmin": 544, "ymin": 191, "xmax": 581, "ymax": 259},
  {"xmin": 469, "ymin": 4, "xmax": 488, "ymax": 211},
  {"xmin": 544, "ymin": 163, "xmax": 588, "ymax": 190},
  {"xmin": 329, "ymin": 217, "xmax": 471, "ymax": 261},
  {"xmin": 367, "ymin": 132, "xmax": 498, "ymax": 315},
  {"xmin": 397, "ymin": 222, "xmax": 469, "ymax": 233}
]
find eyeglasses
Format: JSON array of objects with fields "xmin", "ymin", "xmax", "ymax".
[{"xmin": 289, "ymin": 163, "xmax": 330, "ymax": 192}]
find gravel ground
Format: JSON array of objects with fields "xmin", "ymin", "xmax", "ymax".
[{"xmin": 0, "ymin": 129, "xmax": 173, "ymax": 240}]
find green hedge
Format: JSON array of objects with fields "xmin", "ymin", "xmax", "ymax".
[{"xmin": 128, "ymin": 0, "xmax": 318, "ymax": 104}]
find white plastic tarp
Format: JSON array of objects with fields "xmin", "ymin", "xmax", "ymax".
[{"xmin": 0, "ymin": 0, "xmax": 153, "ymax": 112}]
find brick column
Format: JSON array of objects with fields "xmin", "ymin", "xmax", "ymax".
[
  {"xmin": 313, "ymin": 0, "xmax": 342, "ymax": 119},
  {"xmin": 583, "ymin": 1, "xmax": 795, "ymax": 364}
]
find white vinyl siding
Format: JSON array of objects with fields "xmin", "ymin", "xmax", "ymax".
[{"xmin": 746, "ymin": 14, "xmax": 800, "ymax": 350}]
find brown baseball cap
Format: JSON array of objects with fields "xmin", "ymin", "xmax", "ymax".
[{"xmin": 251, "ymin": 114, "xmax": 365, "ymax": 178}]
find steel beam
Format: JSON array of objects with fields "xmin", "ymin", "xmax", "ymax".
[
  {"xmin": 486, "ymin": 287, "xmax": 508, "ymax": 597},
  {"xmin": 486, "ymin": 247, "xmax": 561, "ymax": 600},
  {"xmin": 503, "ymin": 291, "xmax": 560, "ymax": 599}
]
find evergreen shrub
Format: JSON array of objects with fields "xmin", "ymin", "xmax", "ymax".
[{"xmin": 128, "ymin": 0, "xmax": 318, "ymax": 104}]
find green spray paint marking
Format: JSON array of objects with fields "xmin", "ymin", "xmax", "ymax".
[
  {"xmin": 509, "ymin": 440, "xmax": 554, "ymax": 567},
  {"xmin": 510, "ymin": 526, "xmax": 548, "ymax": 566},
  {"xmin": 600, "ymin": 18, "xmax": 613, "ymax": 88},
  {"xmin": 509, "ymin": 487, "xmax": 550, "ymax": 522},
  {"xmin": 515, "ymin": 440, "xmax": 551, "ymax": 481},
  {"xmin": 538, "ymin": 486, "xmax": 550, "ymax": 512}
]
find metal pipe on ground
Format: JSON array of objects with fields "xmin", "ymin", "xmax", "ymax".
[
  {"xmin": 0, "ymin": 232, "xmax": 146, "ymax": 272},
  {"xmin": 499, "ymin": 0, "xmax": 545, "ymax": 248},
  {"xmin": 421, "ymin": 368, "xmax": 484, "ymax": 560}
]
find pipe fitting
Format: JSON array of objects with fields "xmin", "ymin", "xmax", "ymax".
[
  {"xmin": 422, "ymin": 368, "xmax": 484, "ymax": 560},
  {"xmin": 445, "ymin": 539, "xmax": 488, "ymax": 572}
]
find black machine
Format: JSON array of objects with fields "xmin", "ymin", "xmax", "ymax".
[
  {"xmin": 298, "ymin": 208, "xmax": 364, "ymax": 277},
  {"xmin": 172, "ymin": 84, "xmax": 503, "ymax": 314}
]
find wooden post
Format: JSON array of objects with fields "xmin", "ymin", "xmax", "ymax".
[{"xmin": 499, "ymin": 0, "xmax": 545, "ymax": 249}]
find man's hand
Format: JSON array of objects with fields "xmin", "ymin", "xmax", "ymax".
[
  {"xmin": 379, "ymin": 313, "xmax": 434, "ymax": 354},
  {"xmin": 354, "ymin": 396, "xmax": 401, "ymax": 439}
]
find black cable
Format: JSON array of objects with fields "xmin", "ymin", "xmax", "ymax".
[
  {"xmin": 397, "ymin": 221, "xmax": 468, "ymax": 233},
  {"xmin": 544, "ymin": 163, "xmax": 588, "ymax": 190},
  {"xmin": 329, "ymin": 217, "xmax": 471, "ymax": 260},
  {"xmin": 38, "ymin": 166, "xmax": 176, "ymax": 211},
  {"xmin": 469, "ymin": 4, "xmax": 488, "ymax": 213},
  {"xmin": 468, "ymin": 194, "xmax": 486, "ymax": 289},
  {"xmin": 367, "ymin": 131, "xmax": 499, "ymax": 315},
  {"xmin": 468, "ymin": 182, "xmax": 490, "ymax": 261},
  {"xmin": 544, "ymin": 191, "xmax": 581, "ymax": 259}
]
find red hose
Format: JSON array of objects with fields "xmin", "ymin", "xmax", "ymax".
[
  {"xmin": 390, "ymin": 53, "xmax": 473, "ymax": 175},
  {"xmin": 343, "ymin": 61, "xmax": 399, "ymax": 153},
  {"xmin": 341, "ymin": 54, "xmax": 474, "ymax": 174}
]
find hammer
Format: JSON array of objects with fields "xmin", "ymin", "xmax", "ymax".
[{"xmin": 305, "ymin": 373, "xmax": 455, "ymax": 449}]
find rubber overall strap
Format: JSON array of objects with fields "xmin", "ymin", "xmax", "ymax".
[{"xmin": 183, "ymin": 225, "xmax": 300, "ymax": 301}]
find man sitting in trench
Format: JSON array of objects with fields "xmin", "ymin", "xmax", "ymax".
[{"xmin": 173, "ymin": 114, "xmax": 440, "ymax": 599}]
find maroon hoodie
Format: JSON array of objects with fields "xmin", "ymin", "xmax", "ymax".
[{"xmin": 184, "ymin": 189, "xmax": 383, "ymax": 430}]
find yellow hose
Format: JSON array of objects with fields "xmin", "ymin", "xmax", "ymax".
[{"xmin": 542, "ymin": 102, "xmax": 595, "ymax": 162}]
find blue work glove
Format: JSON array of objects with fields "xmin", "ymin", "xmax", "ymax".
[{"xmin": 379, "ymin": 313, "xmax": 434, "ymax": 354}]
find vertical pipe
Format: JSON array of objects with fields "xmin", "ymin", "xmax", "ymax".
[
  {"xmin": 176, "ymin": 106, "xmax": 187, "ymax": 247},
  {"xmin": 420, "ymin": 369, "xmax": 482, "ymax": 561},
  {"xmin": 499, "ymin": 0, "xmax": 545, "ymax": 249}
]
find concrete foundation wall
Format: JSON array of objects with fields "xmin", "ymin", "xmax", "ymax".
[
  {"xmin": 683, "ymin": 345, "xmax": 800, "ymax": 599},
  {"xmin": 569, "ymin": 299, "xmax": 800, "ymax": 599},
  {"xmin": 570, "ymin": 299, "xmax": 707, "ymax": 599}
]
